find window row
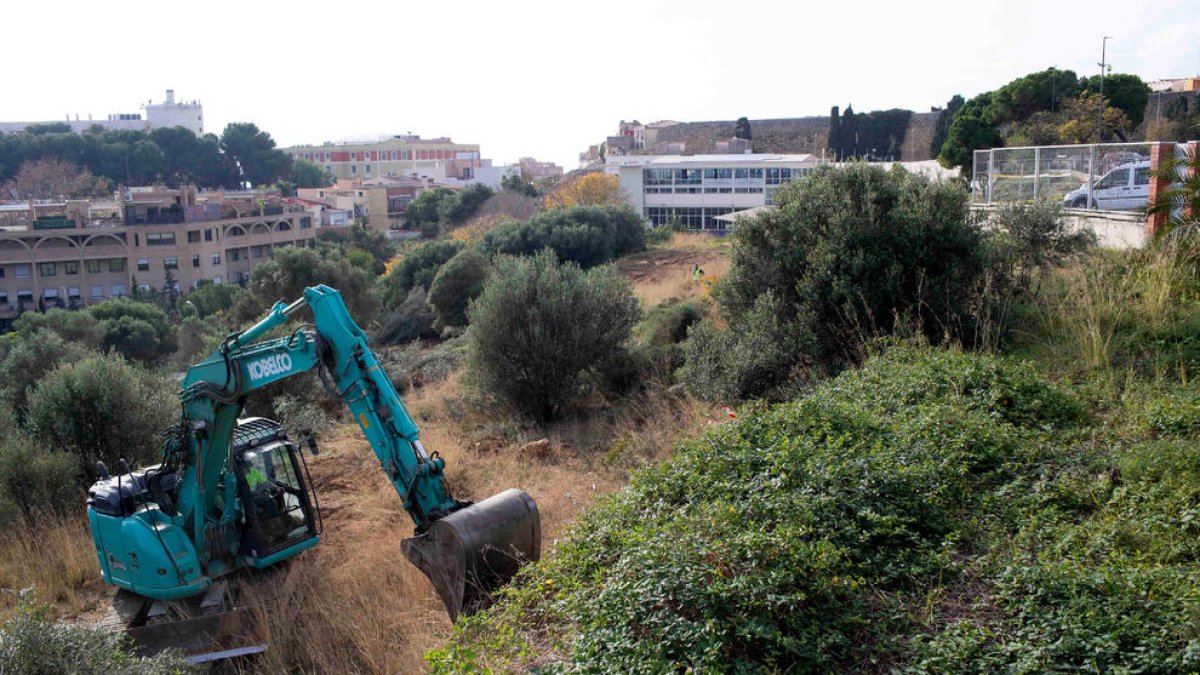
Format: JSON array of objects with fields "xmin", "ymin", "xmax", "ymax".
[
  {"xmin": 645, "ymin": 186, "xmax": 764, "ymax": 194},
  {"xmin": 644, "ymin": 166, "xmax": 813, "ymax": 187},
  {"xmin": 0, "ymin": 285, "xmax": 127, "ymax": 305},
  {"xmin": 302, "ymin": 149, "xmax": 454, "ymax": 162},
  {"xmin": 644, "ymin": 206, "xmax": 738, "ymax": 230},
  {"xmin": 3, "ymin": 259, "xmax": 127, "ymax": 278}
]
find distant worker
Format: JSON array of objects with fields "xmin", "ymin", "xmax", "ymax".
[{"xmin": 692, "ymin": 264, "xmax": 705, "ymax": 284}]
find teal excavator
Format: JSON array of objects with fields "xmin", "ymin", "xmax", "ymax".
[{"xmin": 85, "ymin": 285, "xmax": 540, "ymax": 622}]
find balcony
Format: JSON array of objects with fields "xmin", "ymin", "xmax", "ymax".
[{"xmin": 125, "ymin": 211, "xmax": 185, "ymax": 225}]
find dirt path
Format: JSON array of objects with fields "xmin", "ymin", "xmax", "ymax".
[{"xmin": 616, "ymin": 242, "xmax": 729, "ymax": 306}]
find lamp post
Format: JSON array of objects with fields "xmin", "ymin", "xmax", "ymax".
[
  {"xmin": 1098, "ymin": 36, "xmax": 1113, "ymax": 142},
  {"xmin": 1049, "ymin": 66, "xmax": 1058, "ymax": 113}
]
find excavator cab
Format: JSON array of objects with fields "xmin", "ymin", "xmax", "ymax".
[{"xmin": 232, "ymin": 419, "xmax": 321, "ymax": 563}]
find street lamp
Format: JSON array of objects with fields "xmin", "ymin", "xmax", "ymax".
[
  {"xmin": 1048, "ymin": 66, "xmax": 1058, "ymax": 113},
  {"xmin": 1098, "ymin": 36, "xmax": 1113, "ymax": 142}
]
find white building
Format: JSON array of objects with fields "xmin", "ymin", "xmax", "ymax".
[
  {"xmin": 0, "ymin": 90, "xmax": 204, "ymax": 136},
  {"xmin": 143, "ymin": 89, "xmax": 204, "ymax": 135},
  {"xmin": 613, "ymin": 154, "xmax": 821, "ymax": 229}
]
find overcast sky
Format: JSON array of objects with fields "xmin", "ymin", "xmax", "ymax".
[{"xmin": 4, "ymin": 0, "xmax": 1197, "ymax": 169}]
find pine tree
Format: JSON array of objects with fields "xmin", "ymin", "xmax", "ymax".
[{"xmin": 734, "ymin": 117, "xmax": 752, "ymax": 141}]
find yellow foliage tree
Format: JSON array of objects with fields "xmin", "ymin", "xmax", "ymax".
[
  {"xmin": 544, "ymin": 173, "xmax": 627, "ymax": 210},
  {"xmin": 1057, "ymin": 93, "xmax": 1133, "ymax": 144}
]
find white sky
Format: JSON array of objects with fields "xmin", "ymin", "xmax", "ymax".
[{"xmin": 3, "ymin": 0, "xmax": 1198, "ymax": 169}]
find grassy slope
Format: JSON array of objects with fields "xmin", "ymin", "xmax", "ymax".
[{"xmin": 431, "ymin": 247, "xmax": 1200, "ymax": 673}]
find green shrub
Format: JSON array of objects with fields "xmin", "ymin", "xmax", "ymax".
[
  {"xmin": 88, "ymin": 299, "xmax": 176, "ymax": 363},
  {"xmin": 315, "ymin": 223, "xmax": 397, "ymax": 276},
  {"xmin": 468, "ymin": 250, "xmax": 640, "ymax": 420},
  {"xmin": 630, "ymin": 298, "xmax": 706, "ymax": 378},
  {"xmin": 384, "ymin": 337, "xmax": 467, "ymax": 393},
  {"xmin": 0, "ymin": 591, "xmax": 196, "ymax": 674},
  {"xmin": 432, "ymin": 347, "xmax": 1073, "ymax": 672},
  {"xmin": 716, "ymin": 164, "xmax": 985, "ymax": 370},
  {"xmin": 376, "ymin": 286, "xmax": 437, "ymax": 345},
  {"xmin": 437, "ymin": 183, "xmax": 494, "ymax": 226},
  {"xmin": 681, "ymin": 292, "xmax": 817, "ymax": 402},
  {"xmin": 478, "ymin": 205, "xmax": 646, "ymax": 268},
  {"xmin": 26, "ymin": 353, "xmax": 175, "ymax": 480},
  {"xmin": 11, "ymin": 308, "xmax": 103, "ymax": 348},
  {"xmin": 179, "ymin": 283, "xmax": 243, "ymax": 319},
  {"xmin": 428, "ymin": 248, "xmax": 490, "ymax": 329},
  {"xmin": 0, "ymin": 435, "xmax": 79, "ymax": 527},
  {"xmin": 379, "ymin": 239, "xmax": 465, "ymax": 307},
  {"xmin": 237, "ymin": 246, "xmax": 379, "ymax": 323},
  {"xmin": 0, "ymin": 331, "xmax": 93, "ymax": 419},
  {"xmin": 645, "ymin": 223, "xmax": 673, "ymax": 245},
  {"xmin": 173, "ymin": 316, "xmax": 224, "ymax": 367}
]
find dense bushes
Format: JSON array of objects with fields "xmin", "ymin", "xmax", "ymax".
[
  {"xmin": 0, "ymin": 592, "xmax": 195, "ymax": 674},
  {"xmin": 686, "ymin": 164, "xmax": 991, "ymax": 401},
  {"xmin": 0, "ymin": 436, "xmax": 79, "ymax": 527},
  {"xmin": 379, "ymin": 239, "xmax": 464, "ymax": 308},
  {"xmin": 428, "ymin": 248, "xmax": 489, "ymax": 329},
  {"xmin": 430, "ymin": 347, "xmax": 1085, "ymax": 672},
  {"xmin": 468, "ymin": 250, "xmax": 640, "ymax": 420},
  {"xmin": 479, "ymin": 205, "xmax": 645, "ymax": 268},
  {"xmin": 237, "ymin": 246, "xmax": 378, "ymax": 322},
  {"xmin": 405, "ymin": 184, "xmax": 494, "ymax": 235},
  {"xmin": 0, "ymin": 331, "xmax": 92, "ymax": 419},
  {"xmin": 680, "ymin": 292, "xmax": 816, "ymax": 402},
  {"xmin": 88, "ymin": 299, "xmax": 176, "ymax": 363},
  {"xmin": 26, "ymin": 353, "xmax": 175, "ymax": 479}
]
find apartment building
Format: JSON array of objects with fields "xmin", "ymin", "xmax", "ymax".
[
  {"xmin": 612, "ymin": 154, "xmax": 821, "ymax": 229},
  {"xmin": 297, "ymin": 176, "xmax": 430, "ymax": 230},
  {"xmin": 518, "ymin": 157, "xmax": 564, "ymax": 180},
  {"xmin": 284, "ymin": 135, "xmax": 490, "ymax": 184},
  {"xmin": 0, "ymin": 185, "xmax": 315, "ymax": 326}
]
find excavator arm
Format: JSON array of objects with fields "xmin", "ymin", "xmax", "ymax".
[{"xmin": 92, "ymin": 285, "xmax": 538, "ymax": 619}]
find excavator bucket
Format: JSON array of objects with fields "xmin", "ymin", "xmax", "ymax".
[{"xmin": 402, "ymin": 488, "xmax": 540, "ymax": 621}]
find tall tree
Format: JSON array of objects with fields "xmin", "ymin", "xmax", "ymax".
[
  {"xmin": 2, "ymin": 158, "xmax": 109, "ymax": 199},
  {"xmin": 734, "ymin": 117, "xmax": 753, "ymax": 141},
  {"xmin": 930, "ymin": 95, "xmax": 965, "ymax": 158},
  {"xmin": 543, "ymin": 173, "xmax": 626, "ymax": 209},
  {"xmin": 1079, "ymin": 73, "xmax": 1151, "ymax": 126},
  {"xmin": 220, "ymin": 123, "xmax": 294, "ymax": 187},
  {"xmin": 292, "ymin": 158, "xmax": 334, "ymax": 188}
]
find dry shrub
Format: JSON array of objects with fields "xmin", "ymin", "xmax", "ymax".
[{"xmin": 0, "ymin": 517, "xmax": 97, "ymax": 618}]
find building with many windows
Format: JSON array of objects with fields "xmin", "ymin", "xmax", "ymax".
[
  {"xmin": 0, "ymin": 186, "xmax": 315, "ymax": 327},
  {"xmin": 612, "ymin": 154, "xmax": 821, "ymax": 229},
  {"xmin": 284, "ymin": 135, "xmax": 492, "ymax": 185}
]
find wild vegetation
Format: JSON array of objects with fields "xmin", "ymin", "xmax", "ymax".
[
  {"xmin": 1, "ymin": 162, "xmax": 1198, "ymax": 674},
  {"xmin": 0, "ymin": 121, "xmax": 299, "ymax": 191},
  {"xmin": 432, "ymin": 233, "xmax": 1200, "ymax": 673}
]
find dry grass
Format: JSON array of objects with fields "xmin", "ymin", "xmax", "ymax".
[
  {"xmin": 617, "ymin": 241, "xmax": 730, "ymax": 308},
  {"xmin": 0, "ymin": 516, "xmax": 99, "ymax": 619},
  {"xmin": 237, "ymin": 371, "xmax": 717, "ymax": 673}
]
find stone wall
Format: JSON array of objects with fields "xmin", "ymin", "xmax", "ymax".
[{"xmin": 642, "ymin": 112, "xmax": 941, "ymax": 161}]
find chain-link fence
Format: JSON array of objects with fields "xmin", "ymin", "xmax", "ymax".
[{"xmin": 973, "ymin": 142, "xmax": 1153, "ymax": 211}]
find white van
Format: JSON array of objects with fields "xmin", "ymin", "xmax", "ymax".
[{"xmin": 1062, "ymin": 160, "xmax": 1151, "ymax": 211}]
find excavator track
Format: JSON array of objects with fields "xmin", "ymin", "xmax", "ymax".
[{"xmin": 92, "ymin": 580, "xmax": 266, "ymax": 664}]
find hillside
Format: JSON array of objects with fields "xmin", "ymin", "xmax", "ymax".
[{"xmin": 432, "ymin": 342, "xmax": 1200, "ymax": 672}]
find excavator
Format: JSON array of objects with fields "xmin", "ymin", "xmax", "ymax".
[{"xmin": 84, "ymin": 285, "xmax": 540, "ymax": 641}]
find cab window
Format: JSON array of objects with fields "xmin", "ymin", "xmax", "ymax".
[{"xmin": 1097, "ymin": 168, "xmax": 1130, "ymax": 190}]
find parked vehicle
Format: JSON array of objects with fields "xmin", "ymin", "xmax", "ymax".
[{"xmin": 1063, "ymin": 160, "xmax": 1151, "ymax": 211}]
